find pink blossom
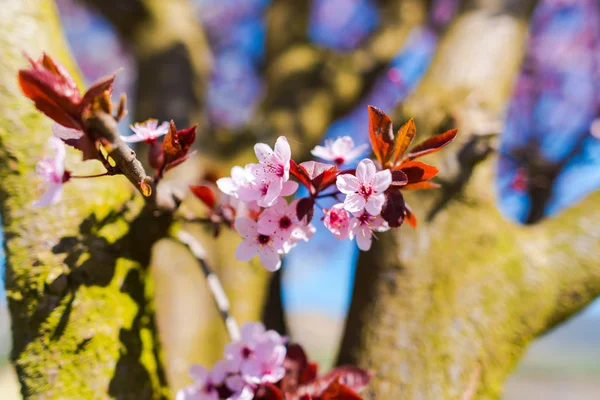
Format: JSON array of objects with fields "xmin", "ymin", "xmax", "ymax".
[
  {"xmin": 177, "ymin": 361, "xmax": 229, "ymax": 400},
  {"xmin": 240, "ymin": 340, "xmax": 286, "ymax": 385},
  {"xmin": 311, "ymin": 136, "xmax": 369, "ymax": 166},
  {"xmin": 323, "ymin": 204, "xmax": 352, "ymax": 239},
  {"xmin": 257, "ymin": 198, "xmax": 298, "ymax": 241},
  {"xmin": 254, "ymin": 136, "xmax": 291, "ymax": 182},
  {"xmin": 350, "ymin": 211, "xmax": 390, "ymax": 251},
  {"xmin": 336, "ymin": 159, "xmax": 391, "ymax": 215},
  {"xmin": 234, "ymin": 218, "xmax": 284, "ymax": 271},
  {"xmin": 121, "ymin": 119, "xmax": 169, "ymax": 143},
  {"xmin": 224, "ymin": 322, "xmax": 285, "ymax": 372},
  {"xmin": 224, "ymin": 375, "xmax": 254, "ymax": 400},
  {"xmin": 33, "ymin": 137, "xmax": 68, "ymax": 207},
  {"xmin": 217, "ymin": 166, "xmax": 255, "ymax": 198},
  {"xmin": 237, "ymin": 166, "xmax": 298, "ymax": 208},
  {"xmin": 282, "ymin": 221, "xmax": 316, "ymax": 254}
]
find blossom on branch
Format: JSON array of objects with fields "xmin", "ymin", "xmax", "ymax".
[
  {"xmin": 33, "ymin": 137, "xmax": 69, "ymax": 207},
  {"xmin": 311, "ymin": 136, "xmax": 369, "ymax": 166},
  {"xmin": 336, "ymin": 159, "xmax": 391, "ymax": 215},
  {"xmin": 121, "ymin": 118, "xmax": 169, "ymax": 143}
]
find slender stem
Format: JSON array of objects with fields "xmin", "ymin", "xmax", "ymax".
[
  {"xmin": 176, "ymin": 230, "xmax": 241, "ymax": 341},
  {"xmin": 70, "ymin": 172, "xmax": 111, "ymax": 179}
]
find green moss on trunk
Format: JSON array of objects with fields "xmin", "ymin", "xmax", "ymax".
[{"xmin": 0, "ymin": 1, "xmax": 170, "ymax": 398}]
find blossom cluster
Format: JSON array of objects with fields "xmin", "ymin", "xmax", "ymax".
[
  {"xmin": 177, "ymin": 323, "xmax": 286, "ymax": 400},
  {"xmin": 19, "ymin": 53, "xmax": 197, "ymax": 206},
  {"xmin": 177, "ymin": 322, "xmax": 372, "ymax": 400},
  {"xmin": 192, "ymin": 106, "xmax": 457, "ymax": 271}
]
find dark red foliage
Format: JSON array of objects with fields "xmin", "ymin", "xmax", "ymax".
[
  {"xmin": 274, "ymin": 343, "xmax": 372, "ymax": 400},
  {"xmin": 296, "ymin": 198, "xmax": 316, "ymax": 224},
  {"xmin": 406, "ymin": 128, "xmax": 458, "ymax": 161},
  {"xmin": 392, "ymin": 118, "xmax": 416, "ymax": 165},
  {"xmin": 390, "ymin": 170, "xmax": 408, "ymax": 186},
  {"xmin": 394, "ymin": 161, "xmax": 439, "ymax": 183},
  {"xmin": 19, "ymin": 53, "xmax": 115, "ymax": 130},
  {"xmin": 290, "ymin": 161, "xmax": 339, "ymax": 195},
  {"xmin": 381, "ymin": 190, "xmax": 406, "ymax": 228},
  {"xmin": 367, "ymin": 106, "xmax": 395, "ymax": 168},
  {"xmin": 161, "ymin": 120, "xmax": 197, "ymax": 173},
  {"xmin": 190, "ymin": 185, "xmax": 217, "ymax": 209}
]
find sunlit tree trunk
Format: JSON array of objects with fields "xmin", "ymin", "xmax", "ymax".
[
  {"xmin": 0, "ymin": 1, "xmax": 169, "ymax": 398},
  {"xmin": 337, "ymin": 2, "xmax": 600, "ymax": 399}
]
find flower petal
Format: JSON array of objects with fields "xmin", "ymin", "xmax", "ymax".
[
  {"xmin": 356, "ymin": 159, "xmax": 376, "ymax": 184},
  {"xmin": 274, "ymin": 136, "xmax": 291, "ymax": 163},
  {"xmin": 33, "ymin": 183, "xmax": 63, "ymax": 207},
  {"xmin": 343, "ymin": 193, "xmax": 366, "ymax": 213},
  {"xmin": 281, "ymin": 180, "xmax": 299, "ymax": 196},
  {"xmin": 365, "ymin": 193, "xmax": 385, "ymax": 215},
  {"xmin": 258, "ymin": 247, "xmax": 282, "ymax": 271},
  {"xmin": 355, "ymin": 227, "xmax": 373, "ymax": 251},
  {"xmin": 373, "ymin": 169, "xmax": 392, "ymax": 193},
  {"xmin": 310, "ymin": 145, "xmax": 333, "ymax": 161},
  {"xmin": 254, "ymin": 143, "xmax": 274, "ymax": 164},
  {"xmin": 235, "ymin": 218, "xmax": 257, "ymax": 238},
  {"xmin": 336, "ymin": 174, "xmax": 360, "ymax": 194},
  {"xmin": 236, "ymin": 239, "xmax": 259, "ymax": 261}
]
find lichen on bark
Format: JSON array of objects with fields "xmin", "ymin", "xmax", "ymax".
[{"xmin": 0, "ymin": 1, "xmax": 170, "ymax": 398}]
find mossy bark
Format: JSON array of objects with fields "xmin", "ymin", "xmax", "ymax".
[
  {"xmin": 336, "ymin": 2, "xmax": 600, "ymax": 399},
  {"xmin": 0, "ymin": 1, "xmax": 169, "ymax": 398}
]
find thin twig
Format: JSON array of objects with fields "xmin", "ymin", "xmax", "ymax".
[{"xmin": 176, "ymin": 230, "xmax": 241, "ymax": 341}]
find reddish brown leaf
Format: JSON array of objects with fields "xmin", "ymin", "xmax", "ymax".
[
  {"xmin": 255, "ymin": 383, "xmax": 284, "ymax": 400},
  {"xmin": 320, "ymin": 377, "xmax": 363, "ymax": 400},
  {"xmin": 390, "ymin": 170, "xmax": 408, "ymax": 186},
  {"xmin": 381, "ymin": 190, "xmax": 405, "ymax": 228},
  {"xmin": 52, "ymin": 123, "xmax": 100, "ymax": 161},
  {"xmin": 296, "ymin": 198, "xmax": 315, "ymax": 224},
  {"xmin": 392, "ymin": 118, "xmax": 416, "ymax": 165},
  {"xmin": 164, "ymin": 150, "xmax": 197, "ymax": 173},
  {"xmin": 18, "ymin": 70, "xmax": 81, "ymax": 128},
  {"xmin": 402, "ymin": 181, "xmax": 441, "ymax": 190},
  {"xmin": 367, "ymin": 106, "xmax": 394, "ymax": 167},
  {"xmin": 162, "ymin": 121, "xmax": 197, "ymax": 168},
  {"xmin": 19, "ymin": 54, "xmax": 83, "ymax": 128},
  {"xmin": 148, "ymin": 140, "xmax": 164, "ymax": 170},
  {"xmin": 190, "ymin": 185, "xmax": 216, "ymax": 208},
  {"xmin": 396, "ymin": 161, "xmax": 439, "ymax": 183},
  {"xmin": 290, "ymin": 160, "xmax": 313, "ymax": 192},
  {"xmin": 318, "ymin": 366, "xmax": 373, "ymax": 394},
  {"xmin": 404, "ymin": 204, "xmax": 418, "ymax": 228},
  {"xmin": 299, "ymin": 161, "xmax": 338, "ymax": 192},
  {"xmin": 81, "ymin": 73, "xmax": 116, "ymax": 110},
  {"xmin": 406, "ymin": 128, "xmax": 458, "ymax": 161}
]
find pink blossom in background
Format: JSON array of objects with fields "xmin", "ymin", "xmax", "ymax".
[
  {"xmin": 121, "ymin": 119, "xmax": 169, "ymax": 143},
  {"xmin": 311, "ymin": 136, "xmax": 369, "ymax": 166}
]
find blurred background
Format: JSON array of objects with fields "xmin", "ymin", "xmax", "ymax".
[{"xmin": 2, "ymin": 0, "xmax": 600, "ymax": 398}]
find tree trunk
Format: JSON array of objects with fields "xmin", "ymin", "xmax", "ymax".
[
  {"xmin": 0, "ymin": 1, "xmax": 169, "ymax": 398},
  {"xmin": 336, "ymin": 1, "xmax": 600, "ymax": 399}
]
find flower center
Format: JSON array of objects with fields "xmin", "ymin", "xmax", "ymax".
[
  {"xmin": 358, "ymin": 213, "xmax": 372, "ymax": 225},
  {"xmin": 267, "ymin": 163, "xmax": 284, "ymax": 178},
  {"xmin": 279, "ymin": 216, "xmax": 292, "ymax": 229},
  {"xmin": 258, "ymin": 234, "xmax": 271, "ymax": 245},
  {"xmin": 358, "ymin": 184, "xmax": 373, "ymax": 198},
  {"xmin": 333, "ymin": 157, "xmax": 345, "ymax": 165},
  {"xmin": 242, "ymin": 347, "xmax": 252, "ymax": 358}
]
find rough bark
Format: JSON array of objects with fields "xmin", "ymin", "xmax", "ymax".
[
  {"xmin": 337, "ymin": 2, "xmax": 600, "ymax": 399},
  {"xmin": 0, "ymin": 1, "xmax": 169, "ymax": 398}
]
